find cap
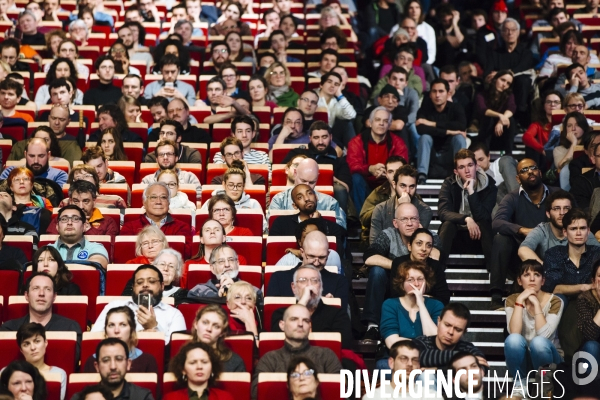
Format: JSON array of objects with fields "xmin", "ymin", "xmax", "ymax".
[
  {"xmin": 379, "ymin": 84, "xmax": 400, "ymax": 101},
  {"xmin": 491, "ymin": 0, "xmax": 508, "ymax": 13}
]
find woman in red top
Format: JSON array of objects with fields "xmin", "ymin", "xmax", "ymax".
[
  {"xmin": 165, "ymin": 342, "xmax": 234, "ymax": 400},
  {"xmin": 125, "ymin": 225, "xmax": 168, "ymax": 264},
  {"xmin": 226, "ymin": 281, "xmax": 259, "ymax": 336},
  {"xmin": 522, "ymin": 90, "xmax": 563, "ymax": 168},
  {"xmin": 207, "ymin": 193, "xmax": 253, "ymax": 236}
]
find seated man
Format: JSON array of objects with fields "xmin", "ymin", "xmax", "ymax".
[
  {"xmin": 187, "ymin": 244, "xmax": 263, "ymax": 307},
  {"xmin": 144, "ymin": 119, "xmax": 202, "ymax": 164},
  {"xmin": 92, "ymin": 264, "xmax": 186, "ymax": 343},
  {"xmin": 571, "ymin": 141, "xmax": 600, "ymax": 210},
  {"xmin": 347, "ymin": 106, "xmax": 408, "ymax": 211},
  {"xmin": 88, "ymin": 104, "xmax": 143, "ymax": 143},
  {"xmin": 296, "ymin": 90, "xmax": 320, "ymax": 133},
  {"xmin": 269, "ymin": 30, "xmax": 301, "ymax": 63},
  {"xmin": 363, "ymin": 84, "xmax": 408, "ymax": 138},
  {"xmin": 470, "ymin": 142, "xmax": 519, "ymax": 204},
  {"xmin": 67, "ymin": 165, "xmax": 127, "ymax": 209},
  {"xmin": 283, "ymin": 155, "xmax": 308, "ymax": 187},
  {"xmin": 141, "ymin": 140, "xmax": 202, "ymax": 200},
  {"xmin": 267, "ymin": 230, "xmax": 349, "ymax": 311},
  {"xmin": 519, "ymin": 190, "xmax": 598, "ymax": 263},
  {"xmin": 315, "ymin": 71, "xmax": 357, "ymax": 130},
  {"xmin": 122, "ymin": 74, "xmax": 147, "ymax": 106},
  {"xmin": 212, "ymin": 115, "xmax": 271, "ymax": 168},
  {"xmin": 0, "ymin": 79, "xmax": 33, "ymax": 122},
  {"xmin": 147, "ymin": 96, "xmax": 169, "ymax": 123},
  {"xmin": 251, "ymin": 304, "xmax": 342, "ymax": 399},
  {"xmin": 269, "ymin": 158, "xmax": 346, "ymax": 229},
  {"xmin": 413, "ymin": 303, "xmax": 487, "ymax": 369},
  {"xmin": 82, "ymin": 55, "xmax": 123, "ymax": 109},
  {"xmin": 438, "ymin": 149, "xmax": 497, "ymax": 263},
  {"xmin": 448, "ymin": 352, "xmax": 486, "ymax": 400},
  {"xmin": 46, "ymin": 181, "xmax": 120, "ymax": 239},
  {"xmin": 19, "ymin": 10, "xmax": 45, "ymax": 45},
  {"xmin": 416, "ymin": 78, "xmax": 467, "ymax": 183},
  {"xmin": 555, "ymin": 45, "xmax": 600, "ymax": 94},
  {"xmin": 271, "ymin": 264, "xmax": 352, "ymax": 349},
  {"xmin": 0, "ymin": 191, "xmax": 39, "ymax": 246},
  {"xmin": 565, "ymin": 63, "xmax": 600, "ymax": 109},
  {"xmin": 282, "ymin": 122, "xmax": 351, "ymax": 212},
  {"xmin": 307, "ymin": 49, "xmax": 338, "ymax": 79},
  {"xmin": 82, "ymin": 147, "xmax": 126, "ymax": 184},
  {"xmin": 371, "ymin": 44, "xmax": 424, "ymax": 99},
  {"xmin": 143, "ymin": 54, "xmax": 196, "ymax": 106},
  {"xmin": 49, "ymin": 205, "xmax": 109, "ymax": 269},
  {"xmin": 268, "ymin": 107, "xmax": 310, "ymax": 150},
  {"xmin": 165, "ymin": 98, "xmax": 211, "ymax": 145},
  {"xmin": 70, "ymin": 338, "xmax": 154, "ymax": 400},
  {"xmin": 1, "ymin": 138, "xmax": 68, "ymax": 187},
  {"xmin": 210, "ymin": 137, "xmax": 266, "ymax": 186}
]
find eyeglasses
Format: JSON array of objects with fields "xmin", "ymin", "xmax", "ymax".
[
  {"xmin": 13, "ymin": 177, "xmax": 31, "ymax": 183},
  {"xmin": 158, "ymin": 152, "xmax": 175, "ymax": 158},
  {"xmin": 545, "ymin": 100, "xmax": 561, "ymax": 106},
  {"xmin": 224, "ymin": 150, "xmax": 241, "ymax": 159},
  {"xmin": 296, "ymin": 277, "xmax": 320, "ymax": 284},
  {"xmin": 58, "ymin": 215, "xmax": 83, "ymax": 223},
  {"xmin": 406, "ymin": 277, "xmax": 425, "ymax": 284},
  {"xmin": 213, "ymin": 48, "xmax": 228, "ymax": 53},
  {"xmin": 212, "ymin": 257, "xmax": 238, "ymax": 266},
  {"xmin": 300, "ymin": 97, "xmax": 318, "ymax": 106},
  {"xmin": 162, "ymin": 182, "xmax": 177, "ymax": 188},
  {"xmin": 518, "ymin": 165, "xmax": 539, "ymax": 174},
  {"xmin": 156, "ymin": 262, "xmax": 176, "ymax": 270},
  {"xmin": 396, "ymin": 217, "xmax": 419, "ymax": 224},
  {"xmin": 567, "ymin": 103, "xmax": 584, "ymax": 110},
  {"xmin": 141, "ymin": 239, "xmax": 162, "ymax": 248},
  {"xmin": 289, "ymin": 369, "xmax": 315, "ymax": 379},
  {"xmin": 270, "ymin": 70, "xmax": 285, "ymax": 76},
  {"xmin": 227, "ymin": 183, "xmax": 243, "ymax": 190},
  {"xmin": 147, "ymin": 195, "xmax": 169, "ymax": 202},
  {"xmin": 397, "ymin": 356, "xmax": 420, "ymax": 366},
  {"xmin": 550, "ymin": 206, "xmax": 572, "ymax": 212},
  {"xmin": 221, "ymin": 74, "xmax": 236, "ymax": 79},
  {"xmin": 75, "ymin": 173, "xmax": 93, "ymax": 180},
  {"xmin": 213, "ymin": 207, "xmax": 232, "ymax": 214}
]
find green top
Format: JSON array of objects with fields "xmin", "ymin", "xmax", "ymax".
[
  {"xmin": 188, "ymin": 387, "xmax": 209, "ymax": 400},
  {"xmin": 275, "ymin": 89, "xmax": 300, "ymax": 108}
]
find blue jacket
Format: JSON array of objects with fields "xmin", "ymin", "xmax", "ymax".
[{"xmin": 0, "ymin": 166, "xmax": 68, "ymax": 187}]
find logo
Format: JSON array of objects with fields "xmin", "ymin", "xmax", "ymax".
[
  {"xmin": 77, "ymin": 250, "xmax": 89, "ymax": 259},
  {"xmin": 572, "ymin": 351, "xmax": 599, "ymax": 386}
]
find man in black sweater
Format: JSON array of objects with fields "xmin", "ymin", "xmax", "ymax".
[
  {"xmin": 489, "ymin": 158, "xmax": 560, "ymax": 309},
  {"xmin": 83, "ymin": 55, "xmax": 123, "ymax": 109},
  {"xmin": 570, "ymin": 141, "xmax": 600, "ymax": 210},
  {"xmin": 416, "ymin": 78, "xmax": 467, "ymax": 183}
]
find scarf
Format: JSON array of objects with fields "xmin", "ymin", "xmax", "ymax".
[{"xmin": 267, "ymin": 84, "xmax": 290, "ymax": 101}]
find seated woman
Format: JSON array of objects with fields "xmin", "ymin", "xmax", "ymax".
[
  {"xmin": 207, "ymin": 193, "xmax": 253, "ymax": 236},
  {"xmin": 157, "ymin": 169, "xmax": 196, "ymax": 211},
  {"xmin": 45, "ymin": 30, "xmax": 67, "ymax": 59},
  {"xmin": 31, "ymin": 246, "xmax": 81, "ymax": 296},
  {"xmin": 165, "ymin": 342, "xmax": 234, "ymax": 400},
  {"xmin": 248, "ymin": 75, "xmax": 277, "ymax": 111},
  {"xmin": 16, "ymin": 323, "xmax": 66, "ymax": 400},
  {"xmin": 226, "ymin": 281, "xmax": 260, "ymax": 336},
  {"xmin": 126, "ymin": 225, "xmax": 168, "ymax": 264},
  {"xmin": 264, "ymin": 62, "xmax": 299, "ymax": 107},
  {"xmin": 522, "ymin": 90, "xmax": 563, "ymax": 168},
  {"xmin": 43, "ymin": 39, "xmax": 90, "ymax": 80},
  {"xmin": 68, "ymin": 19, "xmax": 89, "ymax": 47},
  {"xmin": 539, "ymin": 30, "xmax": 594, "ymax": 78},
  {"xmin": 377, "ymin": 260, "xmax": 443, "ymax": 369},
  {"xmin": 154, "ymin": 248, "xmax": 189, "ymax": 300},
  {"xmin": 405, "ymin": 0, "xmax": 434, "ymax": 65},
  {"xmin": 577, "ymin": 259, "xmax": 600, "ymax": 367},
  {"xmin": 287, "ymin": 357, "xmax": 321, "ymax": 400},
  {"xmin": 78, "ymin": 7, "xmax": 95, "ymax": 32},
  {"xmin": 151, "ymin": 39, "xmax": 191, "ymax": 75},
  {"xmin": 219, "ymin": 63, "xmax": 248, "ymax": 97},
  {"xmin": 192, "ymin": 304, "xmax": 246, "ymax": 372},
  {"xmin": 117, "ymin": 96, "xmax": 142, "ymax": 124},
  {"xmin": 96, "ymin": 129, "xmax": 128, "ymax": 162},
  {"xmin": 225, "ymin": 31, "xmax": 254, "ymax": 64},
  {"xmin": 319, "ymin": 6, "xmax": 357, "ymax": 43},
  {"xmin": 34, "ymin": 57, "xmax": 84, "ymax": 107},
  {"xmin": 7, "ymin": 167, "xmax": 53, "ymax": 211},
  {"xmin": 553, "ymin": 112, "xmax": 591, "ymax": 190},
  {"xmin": 212, "ymin": 1, "xmax": 251, "ymax": 36},
  {"xmin": 82, "ymin": 306, "xmax": 159, "ymax": 373},
  {"xmin": 110, "ymin": 42, "xmax": 141, "ymax": 76},
  {"xmin": 0, "ymin": 360, "xmax": 47, "ymax": 400},
  {"xmin": 504, "ymin": 260, "xmax": 564, "ymax": 385}
]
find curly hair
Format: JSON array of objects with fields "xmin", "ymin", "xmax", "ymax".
[
  {"xmin": 191, "ymin": 304, "xmax": 233, "ymax": 362},
  {"xmin": 391, "ymin": 260, "xmax": 435, "ymax": 296},
  {"xmin": 31, "ymin": 246, "xmax": 72, "ymax": 293},
  {"xmin": 169, "ymin": 341, "xmax": 222, "ymax": 389}
]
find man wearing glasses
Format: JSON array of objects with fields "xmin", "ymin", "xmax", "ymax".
[
  {"xmin": 209, "ymin": 137, "xmax": 265, "ymax": 185},
  {"xmin": 141, "ymin": 140, "xmax": 202, "ymax": 200},
  {"xmin": 212, "ymin": 115, "xmax": 271, "ymax": 169},
  {"xmin": 204, "ymin": 41, "xmax": 230, "ymax": 75},
  {"xmin": 49, "ymin": 205, "xmax": 109, "ymax": 269},
  {"xmin": 296, "ymin": 90, "xmax": 320, "ymax": 132},
  {"xmin": 144, "ymin": 119, "xmax": 202, "ymax": 164},
  {"xmin": 489, "ymin": 158, "xmax": 560, "ymax": 310}
]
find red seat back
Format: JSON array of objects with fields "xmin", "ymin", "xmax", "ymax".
[{"xmin": 6, "ymin": 296, "xmax": 88, "ymax": 333}]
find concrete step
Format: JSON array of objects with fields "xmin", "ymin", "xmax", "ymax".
[
  {"xmin": 463, "ymin": 328, "xmax": 505, "ymax": 343},
  {"xmin": 446, "ymin": 268, "xmax": 489, "ymax": 280}
]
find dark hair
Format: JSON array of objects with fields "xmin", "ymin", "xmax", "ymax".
[
  {"xmin": 294, "ymin": 218, "xmax": 327, "ymax": 244},
  {"xmin": 560, "ymin": 111, "xmax": 591, "ymax": 148},
  {"xmin": 548, "ymin": 7, "xmax": 566, "ymax": 21},
  {"xmin": 453, "ymin": 149, "xmax": 476, "ymax": 168},
  {"xmin": 207, "ymin": 76, "xmax": 226, "ymax": 92},
  {"xmin": 439, "ymin": 64, "xmax": 458, "ymax": 77},
  {"xmin": 123, "ymin": 74, "xmax": 142, "ymax": 87},
  {"xmin": 1, "ymin": 38, "xmax": 20, "ymax": 54},
  {"xmin": 169, "ymin": 342, "xmax": 222, "ymax": 388},
  {"xmin": 257, "ymin": 51, "xmax": 276, "ymax": 65},
  {"xmin": 565, "ymin": 63, "xmax": 585, "ymax": 81},
  {"xmin": 386, "ymin": 155, "xmax": 407, "ymax": 167},
  {"xmin": 48, "ymin": 77, "xmax": 77, "ymax": 102},
  {"xmin": 211, "ymin": 40, "xmax": 230, "ymax": 54},
  {"xmin": 45, "ymin": 57, "xmax": 77, "ymax": 85},
  {"xmin": 320, "ymin": 71, "xmax": 342, "ymax": 86},
  {"xmin": 286, "ymin": 356, "xmax": 320, "ymax": 385},
  {"xmin": 123, "ymin": 21, "xmax": 146, "ymax": 45},
  {"xmin": 393, "ymin": 164, "xmax": 418, "ymax": 183},
  {"xmin": 97, "ymin": 129, "xmax": 128, "ymax": 161},
  {"xmin": 391, "ymin": 260, "xmax": 435, "ymax": 295},
  {"xmin": 208, "ymin": 193, "xmax": 237, "ymax": 224},
  {"xmin": 430, "ymin": 77, "xmax": 449, "ymax": 92},
  {"xmin": 153, "ymin": 39, "xmax": 190, "ymax": 71},
  {"xmin": 147, "ymin": 96, "xmax": 169, "ymax": 110},
  {"xmin": 562, "ymin": 208, "xmax": 589, "ymax": 229},
  {"xmin": 31, "ymin": 246, "xmax": 72, "ymax": 292},
  {"xmin": 388, "ymin": 66, "xmax": 408, "ymax": 80},
  {"xmin": 396, "ymin": 43, "xmax": 416, "ymax": 58},
  {"xmin": 68, "ymin": 165, "xmax": 101, "ymax": 188},
  {"xmin": 16, "ymin": 322, "xmax": 46, "ymax": 347},
  {"xmin": 546, "ymin": 189, "xmax": 575, "ymax": 212},
  {"xmin": 591, "ymin": 258, "xmax": 600, "ymax": 284},
  {"xmin": 77, "ymin": 6, "xmax": 95, "ymax": 21},
  {"xmin": 231, "ymin": 115, "xmax": 254, "ymax": 133},
  {"xmin": 31, "ymin": 125, "xmax": 61, "ymax": 158},
  {"xmin": 439, "ymin": 303, "xmax": 471, "ymax": 329},
  {"xmin": 280, "ymin": 14, "xmax": 297, "ymax": 29},
  {"xmin": 81, "ymin": 146, "xmax": 107, "ymax": 164},
  {"xmin": 77, "ymin": 384, "xmax": 114, "ymax": 400},
  {"xmin": 97, "ymin": 104, "xmax": 129, "ymax": 139},
  {"xmin": 468, "ymin": 141, "xmax": 489, "ymax": 156},
  {"xmin": 269, "ymin": 29, "xmax": 286, "ymax": 44},
  {"xmin": 535, "ymin": 90, "xmax": 564, "ymax": 126},
  {"xmin": 224, "ymin": 31, "xmax": 245, "ymax": 62},
  {"xmin": 485, "ymin": 70, "xmax": 514, "ymax": 112},
  {"xmin": 320, "ymin": 26, "xmax": 346, "ymax": 48},
  {"xmin": 309, "ymin": 121, "xmax": 331, "ymax": 136},
  {"xmin": 518, "ymin": 259, "xmax": 545, "ymax": 284},
  {"xmin": 560, "ymin": 30, "xmax": 583, "ymax": 55},
  {"xmin": 408, "ymin": 227, "xmax": 434, "ymax": 246},
  {"xmin": 160, "ymin": 119, "xmax": 184, "ymax": 139},
  {"xmin": 0, "ymin": 361, "xmax": 47, "ymax": 400},
  {"xmin": 262, "ymin": 9, "xmax": 279, "ymax": 22},
  {"xmin": 134, "ymin": 264, "xmax": 164, "ymax": 284},
  {"xmin": 68, "ymin": 179, "xmax": 97, "ymax": 199},
  {"xmin": 57, "ymin": 204, "xmax": 86, "ymax": 221},
  {"xmin": 449, "ymin": 351, "xmax": 482, "ymax": 374},
  {"xmin": 24, "ymin": 271, "xmax": 55, "ymax": 293},
  {"xmin": 389, "ymin": 339, "xmax": 418, "ymax": 359},
  {"xmin": 159, "ymin": 53, "xmax": 181, "ymax": 70},
  {"xmin": 281, "ymin": 106, "xmax": 305, "ymax": 126},
  {"xmin": 93, "ymin": 54, "xmax": 115, "ymax": 72},
  {"xmin": 319, "ymin": 48, "xmax": 338, "ymax": 63},
  {"xmin": 0, "ymin": 79, "xmax": 23, "ymax": 97},
  {"xmin": 219, "ymin": 136, "xmax": 243, "ymax": 155},
  {"xmin": 95, "ymin": 338, "xmax": 129, "ymax": 361}
]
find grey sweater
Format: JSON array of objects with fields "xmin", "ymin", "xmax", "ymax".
[{"xmin": 369, "ymin": 194, "xmax": 433, "ymax": 244}]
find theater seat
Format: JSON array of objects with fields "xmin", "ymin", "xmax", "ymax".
[
  {"xmin": 40, "ymin": 371, "xmax": 62, "ymax": 400},
  {"xmin": 3, "ymin": 235, "xmax": 34, "ymax": 262},
  {"xmin": 105, "ymin": 264, "xmax": 138, "ymax": 296},
  {"xmin": 186, "ymin": 265, "xmax": 262, "ymax": 290},
  {"xmin": 67, "ymin": 373, "xmax": 158, "ymax": 400},
  {"xmin": 163, "ymin": 371, "xmax": 251, "ymax": 399},
  {"xmin": 258, "ymin": 332, "xmax": 341, "ymax": 359},
  {"xmin": 257, "ymin": 373, "xmax": 340, "ymax": 400},
  {"xmin": 192, "ymin": 236, "xmax": 263, "ymax": 266},
  {"xmin": 7, "ymin": 295, "xmax": 88, "ymax": 333},
  {"xmin": 199, "ymin": 185, "xmax": 267, "ymax": 213},
  {"xmin": 271, "ymin": 164, "xmax": 334, "ymax": 186},
  {"xmin": 195, "ymin": 207, "xmax": 265, "ymax": 236}
]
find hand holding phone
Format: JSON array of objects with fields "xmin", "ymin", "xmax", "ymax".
[{"xmin": 138, "ymin": 293, "xmax": 151, "ymax": 309}]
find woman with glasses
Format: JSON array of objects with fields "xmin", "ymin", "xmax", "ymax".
[
  {"xmin": 263, "ymin": 62, "xmax": 299, "ymax": 107},
  {"xmin": 287, "ymin": 357, "xmax": 321, "ymax": 400},
  {"xmin": 153, "ymin": 248, "xmax": 188, "ymax": 299},
  {"xmin": 96, "ymin": 129, "xmax": 128, "ymax": 162},
  {"xmin": 219, "ymin": 63, "xmax": 247, "ymax": 97},
  {"xmin": 207, "ymin": 193, "xmax": 253, "ymax": 236},
  {"xmin": 226, "ymin": 281, "xmax": 260, "ymax": 336},
  {"xmin": 504, "ymin": 260, "xmax": 563, "ymax": 389},
  {"xmin": 157, "ymin": 169, "xmax": 196, "ymax": 211},
  {"xmin": 523, "ymin": 90, "xmax": 564, "ymax": 168},
  {"xmin": 7, "ymin": 167, "xmax": 53, "ymax": 211},
  {"xmin": 248, "ymin": 75, "xmax": 276, "ymax": 111},
  {"xmin": 31, "ymin": 246, "xmax": 81, "ymax": 295},
  {"xmin": 34, "ymin": 57, "xmax": 83, "ymax": 107},
  {"xmin": 43, "ymin": 39, "xmax": 89, "ymax": 80},
  {"xmin": 126, "ymin": 225, "xmax": 169, "ymax": 264}
]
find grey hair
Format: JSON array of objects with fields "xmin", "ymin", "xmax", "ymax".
[
  {"xmin": 68, "ymin": 19, "xmax": 89, "ymax": 37},
  {"xmin": 153, "ymin": 248, "xmax": 183, "ymax": 284},
  {"xmin": 174, "ymin": 19, "xmax": 194, "ymax": 31},
  {"xmin": 293, "ymin": 264, "xmax": 322, "ymax": 283},
  {"xmin": 18, "ymin": 10, "xmax": 36, "ymax": 21},
  {"xmin": 393, "ymin": 28, "xmax": 410, "ymax": 41},
  {"xmin": 501, "ymin": 18, "xmax": 520, "ymax": 32},
  {"xmin": 209, "ymin": 244, "xmax": 238, "ymax": 265},
  {"xmin": 226, "ymin": 280, "xmax": 257, "ymax": 304},
  {"xmin": 142, "ymin": 181, "xmax": 171, "ymax": 205},
  {"xmin": 369, "ymin": 106, "xmax": 393, "ymax": 126},
  {"xmin": 135, "ymin": 225, "xmax": 168, "ymax": 257}
]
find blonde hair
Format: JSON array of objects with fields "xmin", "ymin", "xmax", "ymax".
[
  {"xmin": 135, "ymin": 225, "xmax": 168, "ymax": 257},
  {"xmin": 226, "ymin": 281, "xmax": 257, "ymax": 305},
  {"xmin": 264, "ymin": 62, "xmax": 291, "ymax": 87},
  {"xmin": 563, "ymin": 92, "xmax": 586, "ymax": 110},
  {"xmin": 157, "ymin": 169, "xmax": 180, "ymax": 185},
  {"xmin": 0, "ymin": 60, "xmax": 11, "ymax": 75}
]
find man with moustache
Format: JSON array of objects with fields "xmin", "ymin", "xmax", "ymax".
[
  {"xmin": 489, "ymin": 158, "xmax": 560, "ymax": 310},
  {"xmin": 92, "ymin": 264, "xmax": 186, "ymax": 344},
  {"xmin": 519, "ymin": 190, "xmax": 598, "ymax": 263}
]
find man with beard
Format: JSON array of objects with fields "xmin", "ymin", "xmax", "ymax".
[
  {"xmin": 251, "ymin": 304, "xmax": 341, "ymax": 399},
  {"xmin": 83, "ymin": 55, "xmax": 122, "ymax": 109},
  {"xmin": 267, "ymin": 230, "xmax": 349, "ymax": 311},
  {"xmin": 187, "ymin": 244, "xmax": 263, "ymax": 305},
  {"xmin": 82, "ymin": 147, "xmax": 127, "ymax": 184},
  {"xmin": 519, "ymin": 191, "xmax": 598, "ymax": 263},
  {"xmin": 270, "ymin": 264, "xmax": 353, "ymax": 349},
  {"xmin": 204, "ymin": 41, "xmax": 230, "ymax": 75},
  {"xmin": 268, "ymin": 108, "xmax": 310, "ymax": 150},
  {"xmin": 71, "ymin": 338, "xmax": 154, "ymax": 400},
  {"xmin": 92, "ymin": 264, "xmax": 187, "ymax": 343},
  {"xmin": 143, "ymin": 55, "xmax": 196, "ymax": 106},
  {"xmin": 362, "ymin": 203, "xmax": 441, "ymax": 342},
  {"xmin": 446, "ymin": 352, "xmax": 486, "ymax": 400},
  {"xmin": 0, "ymin": 138, "xmax": 68, "ymax": 187},
  {"xmin": 144, "ymin": 120, "xmax": 202, "ymax": 164},
  {"xmin": 282, "ymin": 122, "xmax": 351, "ymax": 212},
  {"xmin": 49, "ymin": 205, "xmax": 109, "ymax": 269},
  {"xmin": 489, "ymin": 158, "xmax": 560, "ymax": 310},
  {"xmin": 116, "ymin": 23, "xmax": 153, "ymax": 67}
]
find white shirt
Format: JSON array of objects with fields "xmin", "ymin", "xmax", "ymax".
[{"xmin": 91, "ymin": 299, "xmax": 186, "ymax": 343}]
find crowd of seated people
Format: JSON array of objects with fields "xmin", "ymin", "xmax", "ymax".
[{"xmin": 7, "ymin": 0, "xmax": 600, "ymax": 398}]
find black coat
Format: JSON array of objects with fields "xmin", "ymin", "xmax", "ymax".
[{"xmin": 438, "ymin": 173, "xmax": 497, "ymax": 225}]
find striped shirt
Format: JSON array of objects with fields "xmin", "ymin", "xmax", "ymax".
[
  {"xmin": 413, "ymin": 335, "xmax": 486, "ymax": 369},
  {"xmin": 213, "ymin": 149, "xmax": 272, "ymax": 177}
]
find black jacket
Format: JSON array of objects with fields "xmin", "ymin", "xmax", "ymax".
[
  {"xmin": 416, "ymin": 101, "xmax": 467, "ymax": 150},
  {"xmin": 438, "ymin": 171, "xmax": 497, "ymax": 224},
  {"xmin": 570, "ymin": 168, "xmax": 600, "ymax": 210},
  {"xmin": 281, "ymin": 144, "xmax": 352, "ymax": 190}
]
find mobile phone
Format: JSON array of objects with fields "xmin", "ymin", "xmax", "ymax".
[
  {"xmin": 138, "ymin": 293, "xmax": 151, "ymax": 309},
  {"xmin": 165, "ymin": 82, "xmax": 174, "ymax": 89}
]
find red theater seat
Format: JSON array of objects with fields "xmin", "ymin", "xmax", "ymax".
[
  {"xmin": 7, "ymin": 296, "xmax": 88, "ymax": 333},
  {"xmin": 186, "ymin": 265, "xmax": 262, "ymax": 290},
  {"xmin": 257, "ymin": 373, "xmax": 340, "ymax": 400},
  {"xmin": 163, "ymin": 372, "xmax": 251, "ymax": 400},
  {"xmin": 195, "ymin": 207, "xmax": 265, "ymax": 236},
  {"xmin": 4, "ymin": 235, "xmax": 33, "ymax": 261},
  {"xmin": 67, "ymin": 373, "xmax": 158, "ymax": 400},
  {"xmin": 192, "ymin": 236, "xmax": 263, "ymax": 266}
]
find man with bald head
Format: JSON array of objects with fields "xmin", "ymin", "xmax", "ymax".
[
  {"xmin": 489, "ymin": 158, "xmax": 560, "ymax": 309},
  {"xmin": 0, "ymin": 137, "xmax": 68, "ymax": 186},
  {"xmin": 251, "ymin": 303, "xmax": 342, "ymax": 399},
  {"xmin": 266, "ymin": 230, "xmax": 349, "ymax": 311},
  {"xmin": 269, "ymin": 158, "xmax": 346, "ymax": 228}
]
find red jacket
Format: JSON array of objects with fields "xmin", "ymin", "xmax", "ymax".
[
  {"xmin": 163, "ymin": 388, "xmax": 234, "ymax": 400},
  {"xmin": 347, "ymin": 132, "xmax": 409, "ymax": 176},
  {"xmin": 522, "ymin": 121, "xmax": 551, "ymax": 154},
  {"xmin": 120, "ymin": 214, "xmax": 195, "ymax": 258}
]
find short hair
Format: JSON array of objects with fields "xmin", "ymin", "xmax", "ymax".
[
  {"xmin": 501, "ymin": 17, "xmax": 520, "ymax": 32},
  {"xmin": 368, "ymin": 106, "xmax": 392, "ymax": 125},
  {"xmin": 309, "ymin": 120, "xmax": 331, "ymax": 136},
  {"xmin": 231, "ymin": 115, "xmax": 254, "ymax": 133},
  {"xmin": 389, "ymin": 339, "xmax": 418, "ymax": 359},
  {"xmin": 320, "ymin": 71, "xmax": 342, "ymax": 86},
  {"xmin": 16, "ymin": 322, "xmax": 46, "ymax": 347},
  {"xmin": 386, "ymin": 155, "xmax": 407, "ymax": 167},
  {"xmin": 286, "ymin": 356, "xmax": 320, "ymax": 385},
  {"xmin": 320, "ymin": 48, "xmax": 338, "ymax": 62},
  {"xmin": 159, "ymin": 53, "xmax": 181, "ymax": 70},
  {"xmin": 454, "ymin": 149, "xmax": 476, "ymax": 168},
  {"xmin": 208, "ymin": 193, "xmax": 237, "ymax": 222},
  {"xmin": 294, "ymin": 217, "xmax": 327, "ymax": 244},
  {"xmin": 391, "ymin": 260, "xmax": 435, "ymax": 295},
  {"xmin": 226, "ymin": 280, "xmax": 256, "ymax": 304},
  {"xmin": 160, "ymin": 119, "xmax": 184, "ymax": 139},
  {"xmin": 393, "ymin": 165, "xmax": 418, "ymax": 184},
  {"xmin": 48, "ymin": 76, "xmax": 75, "ymax": 94},
  {"xmin": 1, "ymin": 38, "xmax": 20, "ymax": 54},
  {"xmin": 123, "ymin": 73, "xmax": 143, "ymax": 87},
  {"xmin": 281, "ymin": 106, "xmax": 305, "ymax": 126},
  {"xmin": 548, "ymin": 7, "xmax": 567, "ymax": 20},
  {"xmin": 562, "ymin": 208, "xmax": 589, "ymax": 229},
  {"xmin": 154, "ymin": 139, "xmax": 177, "ymax": 156},
  {"xmin": 269, "ymin": 29, "xmax": 286, "ymax": 44},
  {"xmin": 546, "ymin": 189, "xmax": 576, "ymax": 212},
  {"xmin": 81, "ymin": 146, "xmax": 107, "ymax": 164},
  {"xmin": 565, "ymin": 62, "xmax": 585, "ymax": 80},
  {"xmin": 292, "ymin": 264, "xmax": 322, "ymax": 284},
  {"xmin": 207, "ymin": 76, "xmax": 226, "ymax": 91},
  {"xmin": 388, "ymin": 66, "xmax": 408, "ymax": 79},
  {"xmin": 449, "ymin": 351, "xmax": 482, "ymax": 375},
  {"xmin": 439, "ymin": 64, "xmax": 458, "ymax": 77},
  {"xmin": 285, "ymin": 154, "xmax": 308, "ymax": 170},
  {"xmin": 134, "ymin": 224, "xmax": 168, "ymax": 257},
  {"xmin": 147, "ymin": 96, "xmax": 169, "ymax": 110},
  {"xmin": 169, "ymin": 342, "xmax": 222, "ymax": 388},
  {"xmin": 93, "ymin": 54, "xmax": 115, "ymax": 72},
  {"xmin": 24, "ymin": 271, "xmax": 55, "ymax": 294},
  {"xmin": 95, "ymin": 338, "xmax": 129, "ymax": 362},
  {"xmin": 430, "ymin": 78, "xmax": 450, "ymax": 92},
  {"xmin": 262, "ymin": 8, "xmax": 278, "ymax": 22},
  {"xmin": 320, "ymin": 26, "xmax": 347, "ymax": 48},
  {"xmin": 0, "ymin": 78, "xmax": 23, "ymax": 97},
  {"xmin": 396, "ymin": 43, "xmax": 416, "ymax": 58},
  {"xmin": 133, "ymin": 264, "xmax": 164, "ymax": 285},
  {"xmin": 468, "ymin": 142, "xmax": 489, "ymax": 156},
  {"xmin": 57, "ymin": 204, "xmax": 86, "ymax": 221},
  {"xmin": 68, "ymin": 164, "xmax": 101, "ymax": 188},
  {"xmin": 439, "ymin": 303, "xmax": 471, "ymax": 329},
  {"xmin": 77, "ymin": 384, "xmax": 114, "ymax": 400},
  {"xmin": 220, "ymin": 136, "xmax": 243, "ymax": 155},
  {"xmin": 211, "ymin": 40, "xmax": 230, "ymax": 54},
  {"xmin": 257, "ymin": 51, "xmax": 276, "ymax": 65},
  {"xmin": 142, "ymin": 182, "xmax": 170, "ymax": 203},
  {"xmin": 68, "ymin": 179, "xmax": 97, "ymax": 199}
]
